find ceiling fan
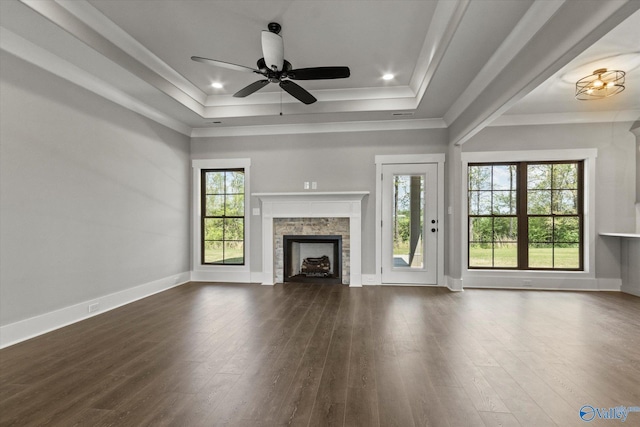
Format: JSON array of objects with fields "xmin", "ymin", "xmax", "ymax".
[{"xmin": 191, "ymin": 22, "xmax": 350, "ymax": 105}]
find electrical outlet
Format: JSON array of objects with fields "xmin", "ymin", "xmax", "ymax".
[
  {"xmin": 88, "ymin": 303, "xmax": 99, "ymax": 313},
  {"xmin": 304, "ymin": 182, "xmax": 310, "ymax": 190},
  {"xmin": 522, "ymin": 280, "xmax": 533, "ymax": 287},
  {"xmin": 311, "ymin": 182, "xmax": 317, "ymax": 189}
]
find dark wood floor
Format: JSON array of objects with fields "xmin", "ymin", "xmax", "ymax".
[{"xmin": 1, "ymin": 283, "xmax": 639, "ymax": 427}]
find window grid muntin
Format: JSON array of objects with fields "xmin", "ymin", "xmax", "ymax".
[
  {"xmin": 468, "ymin": 163, "xmax": 518, "ymax": 269},
  {"xmin": 525, "ymin": 161, "xmax": 583, "ymax": 270},
  {"xmin": 201, "ymin": 169, "xmax": 245, "ymax": 265},
  {"xmin": 468, "ymin": 161, "xmax": 583, "ymax": 271}
]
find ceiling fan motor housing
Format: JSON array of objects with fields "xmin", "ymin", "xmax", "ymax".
[{"xmin": 268, "ymin": 22, "xmax": 281, "ymax": 34}]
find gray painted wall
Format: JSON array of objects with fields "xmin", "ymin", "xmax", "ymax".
[
  {"xmin": 191, "ymin": 129, "xmax": 448, "ymax": 274},
  {"xmin": 0, "ymin": 52, "xmax": 191, "ymax": 326},
  {"xmin": 462, "ymin": 122, "xmax": 637, "ymax": 280},
  {"xmin": 2, "ymin": 49, "xmax": 636, "ymax": 333}
]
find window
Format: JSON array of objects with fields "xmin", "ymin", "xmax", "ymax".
[
  {"xmin": 201, "ymin": 169, "xmax": 245, "ymax": 265},
  {"xmin": 468, "ymin": 161, "xmax": 583, "ymax": 270}
]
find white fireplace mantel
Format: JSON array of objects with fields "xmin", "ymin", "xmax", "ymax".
[{"xmin": 253, "ymin": 191, "xmax": 369, "ymax": 287}]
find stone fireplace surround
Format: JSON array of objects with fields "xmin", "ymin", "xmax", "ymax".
[
  {"xmin": 278, "ymin": 220, "xmax": 347, "ymax": 284},
  {"xmin": 253, "ymin": 192, "xmax": 369, "ymax": 287}
]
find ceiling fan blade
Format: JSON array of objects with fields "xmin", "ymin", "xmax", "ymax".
[
  {"xmin": 191, "ymin": 56, "xmax": 258, "ymax": 73},
  {"xmin": 233, "ymin": 80, "xmax": 270, "ymax": 98},
  {"xmin": 261, "ymin": 31, "xmax": 284, "ymax": 71},
  {"xmin": 279, "ymin": 80, "xmax": 317, "ymax": 104},
  {"xmin": 288, "ymin": 66, "xmax": 351, "ymax": 80}
]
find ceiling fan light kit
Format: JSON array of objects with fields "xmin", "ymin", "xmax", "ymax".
[
  {"xmin": 191, "ymin": 22, "xmax": 350, "ymax": 105},
  {"xmin": 575, "ymin": 68, "xmax": 625, "ymax": 100}
]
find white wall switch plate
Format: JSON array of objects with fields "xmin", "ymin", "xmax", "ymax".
[{"xmin": 252, "ymin": 208, "xmax": 260, "ymax": 216}]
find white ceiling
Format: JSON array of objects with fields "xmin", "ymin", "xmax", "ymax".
[{"xmin": 1, "ymin": 0, "xmax": 638, "ymax": 142}]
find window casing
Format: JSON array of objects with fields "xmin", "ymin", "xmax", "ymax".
[
  {"xmin": 201, "ymin": 169, "xmax": 245, "ymax": 265},
  {"xmin": 468, "ymin": 161, "xmax": 584, "ymax": 271}
]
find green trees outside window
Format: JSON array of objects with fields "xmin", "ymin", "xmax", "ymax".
[
  {"xmin": 468, "ymin": 161, "xmax": 583, "ymax": 270},
  {"xmin": 201, "ymin": 169, "xmax": 245, "ymax": 265}
]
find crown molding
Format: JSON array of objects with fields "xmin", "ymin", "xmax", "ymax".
[
  {"xmin": 448, "ymin": 0, "xmax": 640, "ymax": 146},
  {"xmin": 490, "ymin": 110, "xmax": 640, "ymax": 127},
  {"xmin": 4, "ymin": 21, "xmax": 635, "ymax": 140},
  {"xmin": 204, "ymin": 85, "xmax": 417, "ymax": 107},
  {"xmin": 190, "ymin": 118, "xmax": 446, "ymax": 138},
  {"xmin": 54, "ymin": 0, "xmax": 207, "ymax": 105},
  {"xmin": 19, "ymin": 0, "xmax": 205, "ymax": 116},
  {"xmin": 443, "ymin": 0, "xmax": 566, "ymax": 126},
  {"xmin": 0, "ymin": 27, "xmax": 192, "ymax": 136},
  {"xmin": 410, "ymin": 0, "xmax": 470, "ymax": 104},
  {"xmin": 8, "ymin": 1, "xmax": 637, "ymax": 141},
  {"xmin": 18, "ymin": 0, "xmax": 457, "ymax": 119}
]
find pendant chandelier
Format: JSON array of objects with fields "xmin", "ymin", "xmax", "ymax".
[{"xmin": 575, "ymin": 68, "xmax": 625, "ymax": 100}]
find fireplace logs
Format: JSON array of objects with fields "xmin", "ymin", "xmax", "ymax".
[
  {"xmin": 301, "ymin": 255, "xmax": 331, "ymax": 277},
  {"xmin": 283, "ymin": 235, "xmax": 342, "ymax": 284}
]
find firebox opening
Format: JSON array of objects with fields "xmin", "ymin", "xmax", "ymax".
[{"xmin": 283, "ymin": 235, "xmax": 342, "ymax": 284}]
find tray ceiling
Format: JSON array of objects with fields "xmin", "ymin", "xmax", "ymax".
[{"xmin": 1, "ymin": 0, "xmax": 638, "ymax": 141}]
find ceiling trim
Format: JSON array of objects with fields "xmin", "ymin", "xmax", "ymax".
[
  {"xmin": 6, "ymin": 1, "xmax": 638, "ymax": 140},
  {"xmin": 52, "ymin": 0, "xmax": 421, "ymax": 111},
  {"xmin": 490, "ymin": 110, "xmax": 640, "ymax": 127},
  {"xmin": 190, "ymin": 118, "xmax": 446, "ymax": 138},
  {"xmin": 448, "ymin": 0, "xmax": 640, "ymax": 146},
  {"xmin": 204, "ymin": 86, "xmax": 417, "ymax": 107},
  {"xmin": 443, "ymin": 0, "xmax": 566, "ymax": 126},
  {"xmin": 19, "ymin": 0, "xmax": 205, "ymax": 116},
  {"xmin": 410, "ymin": 0, "xmax": 470, "ymax": 104},
  {"xmin": 18, "ymin": 0, "xmax": 468, "ymax": 120},
  {"xmin": 0, "ymin": 26, "xmax": 192, "ymax": 136},
  {"xmin": 5, "ymin": 20, "xmax": 635, "ymax": 140},
  {"xmin": 55, "ymin": 0, "xmax": 207, "ymax": 105}
]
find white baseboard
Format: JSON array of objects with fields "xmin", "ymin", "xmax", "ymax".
[
  {"xmin": 250, "ymin": 271, "xmax": 266, "ymax": 284},
  {"xmin": 190, "ymin": 270, "xmax": 252, "ymax": 283},
  {"xmin": 446, "ymin": 276, "xmax": 464, "ymax": 292},
  {"xmin": 597, "ymin": 278, "xmax": 622, "ymax": 291},
  {"xmin": 361, "ymin": 274, "xmax": 379, "ymax": 286},
  {"xmin": 0, "ymin": 272, "xmax": 191, "ymax": 349},
  {"xmin": 461, "ymin": 275, "xmax": 622, "ymax": 291}
]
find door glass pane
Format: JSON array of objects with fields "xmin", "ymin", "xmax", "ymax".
[{"xmin": 392, "ymin": 174, "xmax": 424, "ymax": 269}]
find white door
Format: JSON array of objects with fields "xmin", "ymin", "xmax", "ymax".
[{"xmin": 381, "ymin": 163, "xmax": 438, "ymax": 284}]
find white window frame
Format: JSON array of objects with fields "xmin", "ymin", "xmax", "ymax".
[
  {"xmin": 192, "ymin": 158, "xmax": 251, "ymax": 282},
  {"xmin": 461, "ymin": 149, "xmax": 597, "ymax": 287}
]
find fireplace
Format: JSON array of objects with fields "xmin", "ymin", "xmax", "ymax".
[
  {"xmin": 283, "ymin": 235, "xmax": 342, "ymax": 284},
  {"xmin": 253, "ymin": 191, "xmax": 368, "ymax": 286}
]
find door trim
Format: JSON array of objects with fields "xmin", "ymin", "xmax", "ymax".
[{"xmin": 374, "ymin": 154, "xmax": 446, "ymax": 286}]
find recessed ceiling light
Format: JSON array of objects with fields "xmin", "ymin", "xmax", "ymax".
[
  {"xmin": 382, "ymin": 73, "xmax": 395, "ymax": 81},
  {"xmin": 211, "ymin": 82, "xmax": 223, "ymax": 89}
]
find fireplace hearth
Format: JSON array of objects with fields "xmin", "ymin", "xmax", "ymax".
[{"xmin": 283, "ymin": 235, "xmax": 342, "ymax": 284}]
